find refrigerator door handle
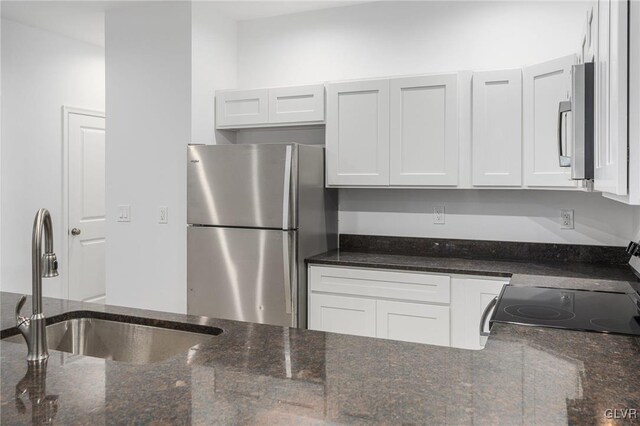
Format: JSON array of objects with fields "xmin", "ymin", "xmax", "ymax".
[
  {"xmin": 282, "ymin": 145, "xmax": 293, "ymax": 230},
  {"xmin": 282, "ymin": 233, "xmax": 293, "ymax": 315}
]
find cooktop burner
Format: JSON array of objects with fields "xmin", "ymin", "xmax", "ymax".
[
  {"xmin": 491, "ymin": 286, "xmax": 640, "ymax": 336},
  {"xmin": 504, "ymin": 304, "xmax": 575, "ymax": 321}
]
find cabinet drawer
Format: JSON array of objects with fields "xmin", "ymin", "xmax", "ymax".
[
  {"xmin": 309, "ymin": 266, "xmax": 450, "ymax": 304},
  {"xmin": 377, "ymin": 300, "xmax": 450, "ymax": 346},
  {"xmin": 216, "ymin": 89, "xmax": 268, "ymax": 127},
  {"xmin": 268, "ymin": 85, "xmax": 324, "ymax": 124}
]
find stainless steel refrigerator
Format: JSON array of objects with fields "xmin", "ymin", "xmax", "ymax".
[{"xmin": 187, "ymin": 143, "xmax": 338, "ymax": 328}]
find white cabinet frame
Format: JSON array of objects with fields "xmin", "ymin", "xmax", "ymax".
[
  {"xmin": 216, "ymin": 85, "xmax": 325, "ymax": 129},
  {"xmin": 308, "ymin": 265, "xmax": 508, "ymax": 349},
  {"xmin": 594, "ymin": 0, "xmax": 628, "ymax": 196}
]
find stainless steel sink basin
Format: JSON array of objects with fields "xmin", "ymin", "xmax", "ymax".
[{"xmin": 3, "ymin": 316, "xmax": 222, "ymax": 364}]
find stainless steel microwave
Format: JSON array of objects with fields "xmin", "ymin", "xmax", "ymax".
[{"xmin": 557, "ymin": 62, "xmax": 594, "ymax": 180}]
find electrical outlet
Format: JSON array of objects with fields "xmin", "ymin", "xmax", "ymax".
[
  {"xmin": 560, "ymin": 209, "xmax": 574, "ymax": 229},
  {"xmin": 117, "ymin": 205, "xmax": 131, "ymax": 222},
  {"xmin": 158, "ymin": 206, "xmax": 168, "ymax": 224},
  {"xmin": 433, "ymin": 206, "xmax": 445, "ymax": 225}
]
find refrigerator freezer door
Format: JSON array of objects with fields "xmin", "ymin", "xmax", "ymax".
[
  {"xmin": 187, "ymin": 144, "xmax": 297, "ymax": 229},
  {"xmin": 188, "ymin": 226, "xmax": 297, "ymax": 327}
]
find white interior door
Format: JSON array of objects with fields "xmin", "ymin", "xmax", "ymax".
[{"xmin": 68, "ymin": 112, "xmax": 106, "ymax": 303}]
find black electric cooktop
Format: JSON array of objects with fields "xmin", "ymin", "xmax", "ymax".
[{"xmin": 491, "ymin": 285, "xmax": 640, "ymax": 336}]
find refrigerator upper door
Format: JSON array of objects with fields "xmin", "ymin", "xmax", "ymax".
[
  {"xmin": 188, "ymin": 226, "xmax": 297, "ymax": 327},
  {"xmin": 188, "ymin": 144, "xmax": 297, "ymax": 229}
]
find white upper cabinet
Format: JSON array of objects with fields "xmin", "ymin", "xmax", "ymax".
[
  {"xmin": 523, "ymin": 55, "xmax": 578, "ymax": 188},
  {"xmin": 268, "ymin": 84, "xmax": 325, "ymax": 124},
  {"xmin": 389, "ymin": 74, "xmax": 459, "ymax": 186},
  {"xmin": 216, "ymin": 89, "xmax": 269, "ymax": 128},
  {"xmin": 326, "ymin": 79, "xmax": 390, "ymax": 186},
  {"xmin": 594, "ymin": 0, "xmax": 628, "ymax": 196},
  {"xmin": 472, "ymin": 69, "xmax": 522, "ymax": 186},
  {"xmin": 216, "ymin": 84, "xmax": 325, "ymax": 129}
]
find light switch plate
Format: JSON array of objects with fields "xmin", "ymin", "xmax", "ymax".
[
  {"xmin": 118, "ymin": 205, "xmax": 131, "ymax": 222},
  {"xmin": 158, "ymin": 206, "xmax": 168, "ymax": 224}
]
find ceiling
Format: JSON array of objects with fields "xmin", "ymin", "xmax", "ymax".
[
  {"xmin": 1, "ymin": 1, "xmax": 370, "ymax": 47},
  {"xmin": 212, "ymin": 1, "xmax": 367, "ymax": 21}
]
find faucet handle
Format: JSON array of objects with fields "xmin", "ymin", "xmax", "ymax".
[{"xmin": 15, "ymin": 295, "xmax": 28, "ymax": 326}]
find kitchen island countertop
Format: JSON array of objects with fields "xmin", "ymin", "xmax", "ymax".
[{"xmin": 2, "ymin": 252, "xmax": 640, "ymax": 424}]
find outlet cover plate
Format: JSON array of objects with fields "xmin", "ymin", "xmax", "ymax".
[
  {"xmin": 560, "ymin": 209, "xmax": 574, "ymax": 229},
  {"xmin": 434, "ymin": 206, "xmax": 445, "ymax": 225},
  {"xmin": 158, "ymin": 206, "xmax": 168, "ymax": 224}
]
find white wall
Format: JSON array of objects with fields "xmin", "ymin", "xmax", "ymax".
[
  {"xmin": 340, "ymin": 189, "xmax": 637, "ymax": 246},
  {"xmin": 191, "ymin": 2, "xmax": 237, "ymax": 145},
  {"xmin": 0, "ymin": 19, "xmax": 104, "ymax": 296},
  {"xmin": 238, "ymin": 1, "xmax": 588, "ymax": 87},
  {"xmin": 236, "ymin": 0, "xmax": 638, "ymax": 246},
  {"xmin": 105, "ymin": 3, "xmax": 191, "ymax": 314}
]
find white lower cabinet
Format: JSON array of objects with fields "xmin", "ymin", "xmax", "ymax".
[
  {"xmin": 309, "ymin": 293, "xmax": 376, "ymax": 337},
  {"xmin": 308, "ymin": 265, "xmax": 507, "ymax": 349},
  {"xmin": 376, "ymin": 300, "xmax": 450, "ymax": 346},
  {"xmin": 450, "ymin": 277, "xmax": 508, "ymax": 350}
]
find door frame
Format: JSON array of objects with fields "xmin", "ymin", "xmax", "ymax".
[{"xmin": 61, "ymin": 106, "xmax": 105, "ymax": 299}]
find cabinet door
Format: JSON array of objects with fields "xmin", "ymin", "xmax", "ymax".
[
  {"xmin": 376, "ymin": 300, "xmax": 450, "ymax": 346},
  {"xmin": 594, "ymin": 0, "xmax": 628, "ymax": 195},
  {"xmin": 309, "ymin": 294, "xmax": 376, "ymax": 337},
  {"xmin": 523, "ymin": 55, "xmax": 578, "ymax": 188},
  {"xmin": 216, "ymin": 89, "xmax": 268, "ymax": 128},
  {"xmin": 389, "ymin": 74, "xmax": 458, "ymax": 186},
  {"xmin": 268, "ymin": 84, "xmax": 325, "ymax": 124},
  {"xmin": 326, "ymin": 80, "xmax": 390, "ymax": 186},
  {"xmin": 450, "ymin": 277, "xmax": 507, "ymax": 350},
  {"xmin": 472, "ymin": 69, "xmax": 522, "ymax": 186}
]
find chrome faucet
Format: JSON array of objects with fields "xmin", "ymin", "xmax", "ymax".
[{"xmin": 15, "ymin": 208, "xmax": 59, "ymax": 364}]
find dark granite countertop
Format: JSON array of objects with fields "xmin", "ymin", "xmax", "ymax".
[
  {"xmin": 2, "ymin": 281, "xmax": 640, "ymax": 424},
  {"xmin": 306, "ymin": 249, "xmax": 639, "ymax": 292}
]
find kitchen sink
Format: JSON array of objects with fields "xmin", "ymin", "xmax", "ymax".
[{"xmin": 3, "ymin": 315, "xmax": 222, "ymax": 364}]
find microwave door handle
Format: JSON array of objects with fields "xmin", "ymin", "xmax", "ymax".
[
  {"xmin": 480, "ymin": 296, "xmax": 498, "ymax": 337},
  {"xmin": 558, "ymin": 100, "xmax": 572, "ymax": 167}
]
